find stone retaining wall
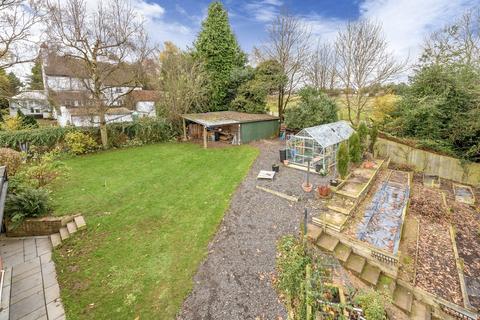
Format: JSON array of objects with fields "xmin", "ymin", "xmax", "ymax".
[
  {"xmin": 376, "ymin": 138, "xmax": 480, "ymax": 186},
  {"xmin": 5, "ymin": 215, "xmax": 73, "ymax": 237}
]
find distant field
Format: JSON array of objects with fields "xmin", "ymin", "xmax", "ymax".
[{"xmin": 267, "ymin": 94, "xmax": 375, "ymax": 123}]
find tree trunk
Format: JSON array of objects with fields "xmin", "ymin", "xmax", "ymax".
[
  {"xmin": 277, "ymin": 85, "xmax": 284, "ymax": 134},
  {"xmin": 99, "ymin": 112, "xmax": 108, "ymax": 148}
]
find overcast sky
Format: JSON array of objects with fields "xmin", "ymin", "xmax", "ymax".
[
  {"xmin": 136, "ymin": 0, "xmax": 477, "ymax": 64},
  {"xmin": 11, "ymin": 0, "xmax": 479, "ymax": 79}
]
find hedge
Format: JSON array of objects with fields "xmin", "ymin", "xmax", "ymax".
[{"xmin": 0, "ymin": 118, "xmax": 178, "ymax": 150}]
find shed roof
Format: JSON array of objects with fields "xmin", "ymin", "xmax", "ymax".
[
  {"xmin": 298, "ymin": 120, "xmax": 354, "ymax": 148},
  {"xmin": 181, "ymin": 111, "xmax": 279, "ymax": 127}
]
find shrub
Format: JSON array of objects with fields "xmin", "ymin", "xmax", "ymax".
[
  {"xmin": 5, "ymin": 187, "xmax": 52, "ymax": 227},
  {"xmin": 114, "ymin": 117, "xmax": 178, "ymax": 144},
  {"xmin": 276, "ymin": 235, "xmax": 310, "ymax": 298},
  {"xmin": 349, "ymin": 132, "xmax": 362, "ymax": 164},
  {"xmin": 17, "ymin": 151, "xmax": 66, "ymax": 189},
  {"xmin": 284, "ymin": 87, "xmax": 338, "ymax": 130},
  {"xmin": 337, "ymin": 142, "xmax": 349, "ymax": 179},
  {"xmin": 0, "ymin": 118, "xmax": 177, "ymax": 152},
  {"xmin": 0, "ymin": 126, "xmax": 77, "ymax": 149},
  {"xmin": 65, "ymin": 131, "xmax": 98, "ymax": 155},
  {"xmin": 0, "ymin": 148, "xmax": 22, "ymax": 175},
  {"xmin": 17, "ymin": 110, "xmax": 39, "ymax": 128},
  {"xmin": 355, "ymin": 290, "xmax": 387, "ymax": 320},
  {"xmin": 2, "ymin": 115, "xmax": 24, "ymax": 131},
  {"xmin": 358, "ymin": 122, "xmax": 368, "ymax": 150},
  {"xmin": 369, "ymin": 125, "xmax": 378, "ymax": 154}
]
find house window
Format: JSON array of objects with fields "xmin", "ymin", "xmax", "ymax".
[
  {"xmin": 34, "ymin": 109, "xmax": 40, "ymax": 114},
  {"xmin": 115, "ymin": 88, "xmax": 122, "ymax": 93},
  {"xmin": 30, "ymin": 108, "xmax": 34, "ymax": 113}
]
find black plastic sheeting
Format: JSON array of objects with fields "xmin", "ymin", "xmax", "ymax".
[{"xmin": 357, "ymin": 181, "xmax": 409, "ymax": 254}]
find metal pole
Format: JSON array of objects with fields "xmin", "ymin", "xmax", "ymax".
[{"xmin": 304, "ymin": 208, "xmax": 308, "ymax": 235}]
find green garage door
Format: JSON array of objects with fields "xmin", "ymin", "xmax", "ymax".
[{"xmin": 240, "ymin": 120, "xmax": 279, "ymax": 144}]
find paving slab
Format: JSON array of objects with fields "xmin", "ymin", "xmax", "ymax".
[
  {"xmin": 360, "ymin": 263, "xmax": 381, "ymax": 285},
  {"xmin": 0, "ymin": 236, "xmax": 65, "ymax": 320},
  {"xmin": 9, "ymin": 291, "xmax": 46, "ymax": 320},
  {"xmin": 317, "ymin": 234, "xmax": 340, "ymax": 252},
  {"xmin": 46, "ymin": 300, "xmax": 65, "ymax": 320},
  {"xmin": 74, "ymin": 215, "xmax": 86, "ymax": 229},
  {"xmin": 346, "ymin": 253, "xmax": 366, "ymax": 274},
  {"xmin": 393, "ymin": 285, "xmax": 413, "ymax": 313},
  {"xmin": 333, "ymin": 243, "xmax": 352, "ymax": 263}
]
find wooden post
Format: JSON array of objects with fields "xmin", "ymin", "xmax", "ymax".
[
  {"xmin": 182, "ymin": 118, "xmax": 187, "ymax": 141},
  {"xmin": 203, "ymin": 125, "xmax": 207, "ymax": 149}
]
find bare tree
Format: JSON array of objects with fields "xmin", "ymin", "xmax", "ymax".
[
  {"xmin": 45, "ymin": 0, "xmax": 152, "ymax": 147},
  {"xmin": 304, "ymin": 41, "xmax": 337, "ymax": 91},
  {"xmin": 335, "ymin": 19, "xmax": 404, "ymax": 126},
  {"xmin": 0, "ymin": 0, "xmax": 42, "ymax": 69},
  {"xmin": 254, "ymin": 10, "xmax": 310, "ymax": 123},
  {"xmin": 421, "ymin": 8, "xmax": 480, "ymax": 67},
  {"xmin": 157, "ymin": 41, "xmax": 208, "ymax": 126}
]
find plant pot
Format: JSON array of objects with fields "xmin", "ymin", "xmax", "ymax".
[
  {"xmin": 272, "ymin": 164, "xmax": 279, "ymax": 173},
  {"xmin": 317, "ymin": 185, "xmax": 331, "ymax": 197},
  {"xmin": 302, "ymin": 182, "xmax": 313, "ymax": 193},
  {"xmin": 283, "ymin": 159, "xmax": 289, "ymax": 166}
]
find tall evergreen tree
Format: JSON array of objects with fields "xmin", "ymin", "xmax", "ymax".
[
  {"xmin": 194, "ymin": 2, "xmax": 246, "ymax": 110},
  {"xmin": 28, "ymin": 59, "xmax": 44, "ymax": 90}
]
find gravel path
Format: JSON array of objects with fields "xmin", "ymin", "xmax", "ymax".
[{"xmin": 178, "ymin": 140, "xmax": 317, "ymax": 320}]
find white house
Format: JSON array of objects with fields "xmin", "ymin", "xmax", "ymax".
[
  {"xmin": 127, "ymin": 90, "xmax": 158, "ymax": 118},
  {"xmin": 39, "ymin": 51, "xmax": 157, "ymax": 127},
  {"xmin": 55, "ymin": 106, "xmax": 133, "ymax": 127},
  {"xmin": 9, "ymin": 90, "xmax": 51, "ymax": 118}
]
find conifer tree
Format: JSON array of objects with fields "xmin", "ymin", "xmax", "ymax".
[
  {"xmin": 337, "ymin": 142, "xmax": 350, "ymax": 179},
  {"xmin": 194, "ymin": 2, "xmax": 246, "ymax": 110}
]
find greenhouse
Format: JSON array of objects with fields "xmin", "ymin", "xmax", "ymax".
[{"xmin": 285, "ymin": 121, "xmax": 354, "ymax": 174}]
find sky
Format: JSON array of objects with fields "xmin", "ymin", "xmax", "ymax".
[
  {"xmin": 9, "ymin": 0, "xmax": 479, "ymax": 79},
  {"xmin": 135, "ymin": 0, "xmax": 478, "ymax": 67}
]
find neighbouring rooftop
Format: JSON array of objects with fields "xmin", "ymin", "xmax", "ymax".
[
  {"xmin": 11, "ymin": 90, "xmax": 48, "ymax": 101},
  {"xmin": 181, "ymin": 111, "xmax": 279, "ymax": 127}
]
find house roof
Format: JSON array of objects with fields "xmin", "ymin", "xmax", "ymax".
[
  {"xmin": 128, "ymin": 90, "xmax": 159, "ymax": 102},
  {"xmin": 43, "ymin": 54, "xmax": 140, "ymax": 86},
  {"xmin": 298, "ymin": 120, "xmax": 354, "ymax": 148},
  {"xmin": 181, "ymin": 111, "xmax": 279, "ymax": 127},
  {"xmin": 11, "ymin": 90, "xmax": 48, "ymax": 101}
]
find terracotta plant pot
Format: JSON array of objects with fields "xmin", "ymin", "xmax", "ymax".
[
  {"xmin": 302, "ymin": 182, "xmax": 313, "ymax": 193},
  {"xmin": 317, "ymin": 185, "xmax": 331, "ymax": 197},
  {"xmin": 283, "ymin": 159, "xmax": 289, "ymax": 165}
]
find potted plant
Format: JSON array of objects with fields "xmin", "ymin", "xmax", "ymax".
[{"xmin": 317, "ymin": 168, "xmax": 331, "ymax": 198}]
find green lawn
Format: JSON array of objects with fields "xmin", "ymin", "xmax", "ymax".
[{"xmin": 51, "ymin": 143, "xmax": 258, "ymax": 319}]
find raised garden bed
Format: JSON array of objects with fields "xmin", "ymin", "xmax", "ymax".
[
  {"xmin": 356, "ymin": 171, "xmax": 410, "ymax": 255},
  {"xmin": 408, "ymin": 177, "xmax": 463, "ymax": 306},
  {"xmin": 443, "ymin": 180, "xmax": 480, "ymax": 310}
]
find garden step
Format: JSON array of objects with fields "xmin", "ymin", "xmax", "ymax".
[
  {"xmin": 345, "ymin": 253, "xmax": 366, "ymax": 274},
  {"xmin": 411, "ymin": 300, "xmax": 431, "ymax": 320},
  {"xmin": 66, "ymin": 221, "xmax": 78, "ymax": 234},
  {"xmin": 376, "ymin": 275, "xmax": 396, "ymax": 296},
  {"xmin": 50, "ymin": 233, "xmax": 62, "ymax": 248},
  {"xmin": 393, "ymin": 285, "xmax": 413, "ymax": 313},
  {"xmin": 74, "ymin": 215, "xmax": 86, "ymax": 230},
  {"xmin": 360, "ymin": 263, "xmax": 381, "ymax": 286},
  {"xmin": 316, "ymin": 234, "xmax": 339, "ymax": 252},
  {"xmin": 306, "ymin": 224, "xmax": 322, "ymax": 242},
  {"xmin": 59, "ymin": 227, "xmax": 70, "ymax": 241},
  {"xmin": 333, "ymin": 243, "xmax": 352, "ymax": 263}
]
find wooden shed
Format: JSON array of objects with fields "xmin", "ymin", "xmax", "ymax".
[{"xmin": 181, "ymin": 111, "xmax": 279, "ymax": 148}]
